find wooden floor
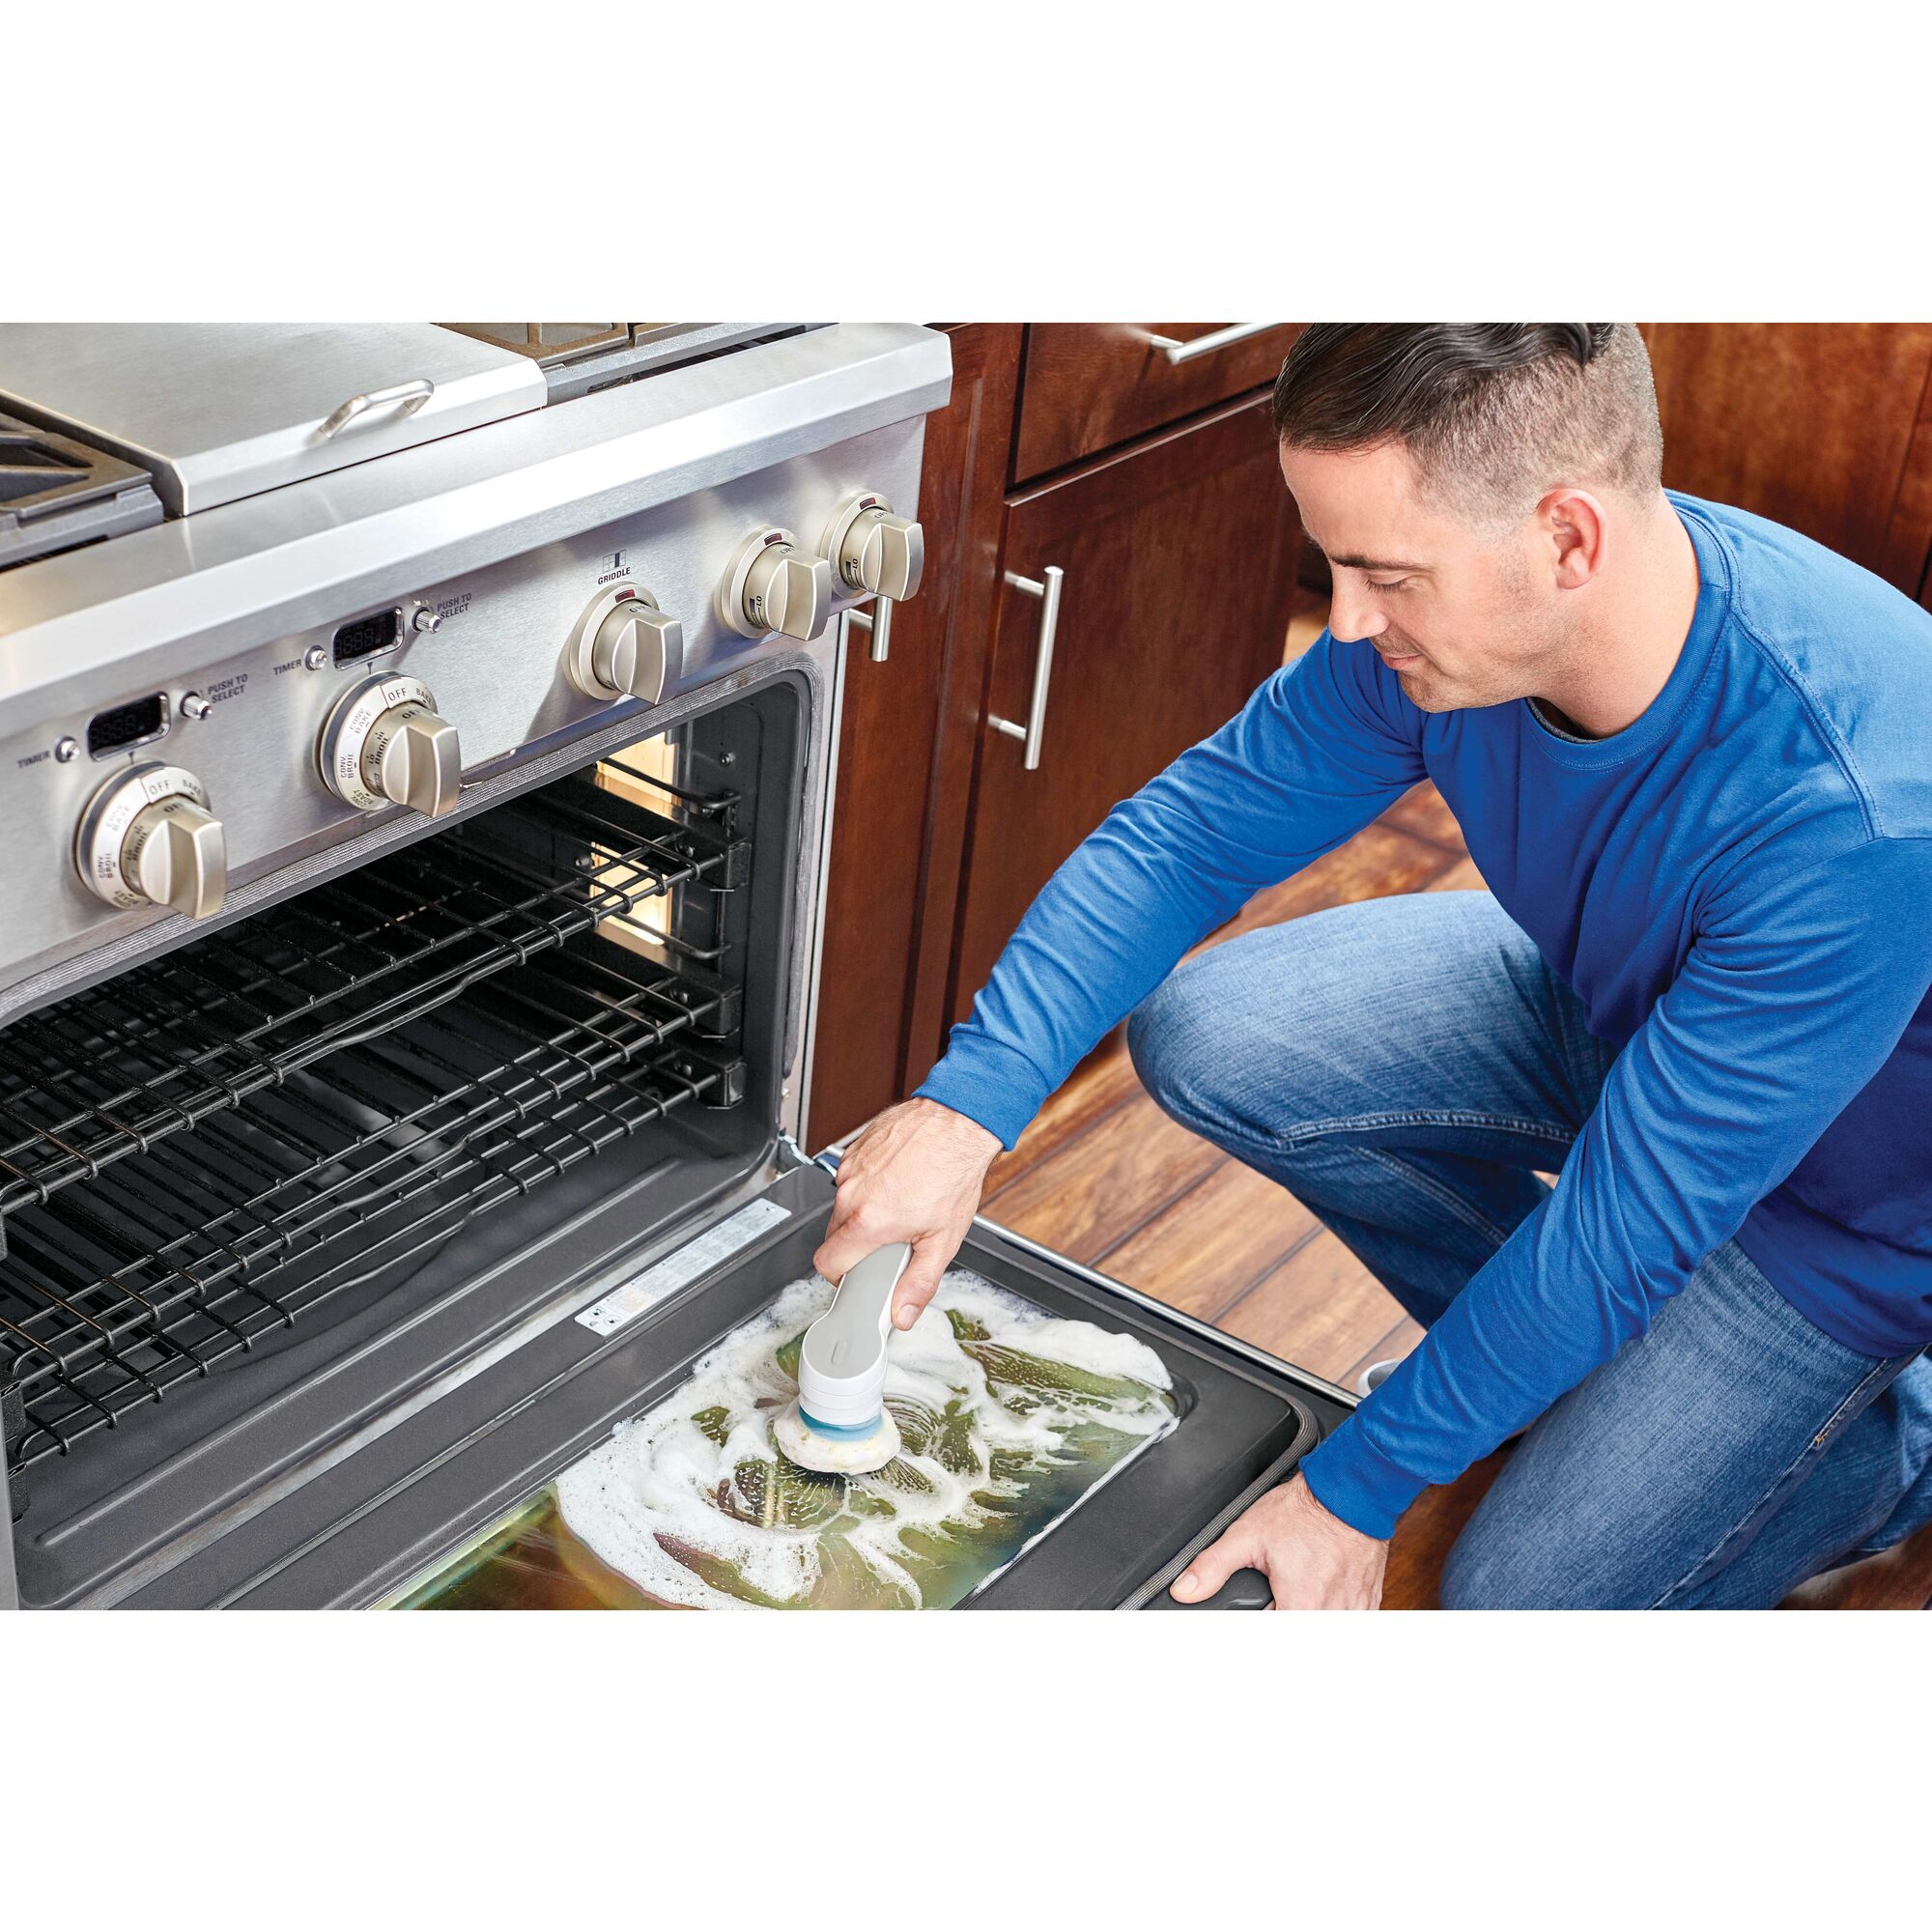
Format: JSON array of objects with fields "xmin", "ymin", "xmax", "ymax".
[{"xmin": 975, "ymin": 607, "xmax": 1932, "ymax": 1608}]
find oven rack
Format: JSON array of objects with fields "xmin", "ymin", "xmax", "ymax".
[
  {"xmin": 0, "ymin": 942, "xmax": 749, "ymax": 1469},
  {"xmin": 0, "ymin": 774, "xmax": 749, "ymax": 1241}
]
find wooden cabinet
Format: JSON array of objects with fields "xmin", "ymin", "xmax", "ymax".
[
  {"xmin": 1291, "ymin": 326, "xmax": 1932, "ymax": 608},
  {"xmin": 1640, "ymin": 324, "xmax": 1932, "ymax": 595},
  {"xmin": 806, "ymin": 326, "xmax": 1020, "ymax": 1149},
  {"xmin": 810, "ymin": 328, "xmax": 1303, "ymax": 1148},
  {"xmin": 1013, "ymin": 324, "xmax": 1302, "ymax": 483},
  {"xmin": 950, "ymin": 394, "xmax": 1301, "ymax": 1022}
]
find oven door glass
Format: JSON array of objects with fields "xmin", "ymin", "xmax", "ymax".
[{"xmin": 388, "ymin": 1266, "xmax": 1179, "ymax": 1609}]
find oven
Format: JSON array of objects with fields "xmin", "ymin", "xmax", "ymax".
[{"xmin": 0, "ymin": 322, "xmax": 1350, "ymax": 1610}]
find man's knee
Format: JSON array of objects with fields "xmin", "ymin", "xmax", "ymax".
[
  {"xmin": 1127, "ymin": 943, "xmax": 1309, "ymax": 1145},
  {"xmin": 1438, "ymin": 1520, "xmax": 1552, "ymax": 1610},
  {"xmin": 1126, "ymin": 963, "xmax": 1224, "ymax": 1133},
  {"xmin": 1129, "ymin": 923, "xmax": 1364, "ymax": 1151},
  {"xmin": 1439, "ymin": 1493, "xmax": 1643, "ymax": 1610}
]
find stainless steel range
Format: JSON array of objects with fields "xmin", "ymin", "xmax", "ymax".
[{"xmin": 0, "ymin": 322, "xmax": 1348, "ymax": 1610}]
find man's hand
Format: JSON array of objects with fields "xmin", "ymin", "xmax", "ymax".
[
  {"xmin": 812, "ymin": 1098, "xmax": 1002, "ymax": 1330},
  {"xmin": 1169, "ymin": 1473, "xmax": 1387, "ymax": 1609}
]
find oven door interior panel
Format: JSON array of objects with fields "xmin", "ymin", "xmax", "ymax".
[{"xmin": 115, "ymin": 1161, "xmax": 1350, "ymax": 1609}]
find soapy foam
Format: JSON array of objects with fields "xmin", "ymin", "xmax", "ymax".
[{"xmin": 554, "ymin": 1266, "xmax": 1175, "ymax": 1610}]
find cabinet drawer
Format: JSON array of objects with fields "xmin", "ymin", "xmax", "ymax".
[{"xmin": 1014, "ymin": 324, "xmax": 1302, "ymax": 484}]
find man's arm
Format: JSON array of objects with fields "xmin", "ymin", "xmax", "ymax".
[
  {"xmin": 915, "ymin": 635, "xmax": 1427, "ymax": 1148},
  {"xmin": 1299, "ymin": 833, "xmax": 1932, "ymax": 1541},
  {"xmin": 815, "ymin": 634, "xmax": 1426, "ymax": 1313}
]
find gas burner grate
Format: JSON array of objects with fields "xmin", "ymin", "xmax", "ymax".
[
  {"xmin": 0, "ymin": 771, "xmax": 749, "ymax": 1233},
  {"xmin": 0, "ymin": 411, "xmax": 164, "ymax": 571}
]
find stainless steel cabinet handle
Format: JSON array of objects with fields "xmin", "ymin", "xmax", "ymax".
[
  {"xmin": 989, "ymin": 565, "xmax": 1065, "ymax": 772},
  {"xmin": 318, "ymin": 377, "xmax": 437, "ymax": 439},
  {"xmin": 1140, "ymin": 323, "xmax": 1278, "ymax": 366}
]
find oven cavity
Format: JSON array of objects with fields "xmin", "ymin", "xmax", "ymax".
[
  {"xmin": 331, "ymin": 608, "xmax": 404, "ymax": 666},
  {"xmin": 0, "ymin": 744, "xmax": 753, "ymax": 1489},
  {"xmin": 86, "ymin": 694, "xmax": 169, "ymax": 758}
]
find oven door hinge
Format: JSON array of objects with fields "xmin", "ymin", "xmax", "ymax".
[{"xmin": 775, "ymin": 1131, "xmax": 840, "ymax": 1179}]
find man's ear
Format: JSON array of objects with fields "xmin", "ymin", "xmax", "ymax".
[{"xmin": 1539, "ymin": 488, "xmax": 1608, "ymax": 589}]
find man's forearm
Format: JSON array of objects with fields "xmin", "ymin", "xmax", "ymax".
[{"xmin": 917, "ymin": 792, "xmax": 1243, "ymax": 1146}]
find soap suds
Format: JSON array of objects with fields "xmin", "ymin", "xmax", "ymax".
[{"xmin": 555, "ymin": 1266, "xmax": 1176, "ymax": 1610}]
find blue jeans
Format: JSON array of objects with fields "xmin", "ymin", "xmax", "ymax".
[{"xmin": 1127, "ymin": 891, "xmax": 1932, "ymax": 1608}]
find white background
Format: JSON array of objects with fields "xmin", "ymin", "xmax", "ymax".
[{"xmin": 11, "ymin": 4, "xmax": 1927, "ymax": 1921}]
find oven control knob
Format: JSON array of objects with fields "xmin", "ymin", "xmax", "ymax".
[
  {"xmin": 718, "ymin": 527, "xmax": 833, "ymax": 641},
  {"xmin": 819, "ymin": 491, "xmax": 925, "ymax": 604},
  {"xmin": 319, "ymin": 674, "xmax": 462, "ymax": 818},
  {"xmin": 75, "ymin": 762, "xmax": 227, "ymax": 920},
  {"xmin": 564, "ymin": 585, "xmax": 685, "ymax": 703}
]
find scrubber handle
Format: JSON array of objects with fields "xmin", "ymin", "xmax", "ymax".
[{"xmin": 801, "ymin": 1243, "xmax": 913, "ymax": 1388}]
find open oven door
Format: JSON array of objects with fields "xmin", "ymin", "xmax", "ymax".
[{"xmin": 112, "ymin": 1157, "xmax": 1353, "ymax": 1610}]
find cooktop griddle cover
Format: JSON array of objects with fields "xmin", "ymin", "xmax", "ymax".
[{"xmin": 0, "ymin": 324, "xmax": 546, "ymax": 515}]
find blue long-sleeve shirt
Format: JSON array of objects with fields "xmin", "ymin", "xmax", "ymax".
[{"xmin": 917, "ymin": 494, "xmax": 1932, "ymax": 1539}]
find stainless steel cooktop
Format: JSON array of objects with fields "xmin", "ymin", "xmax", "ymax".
[{"xmin": 0, "ymin": 323, "xmax": 818, "ymax": 565}]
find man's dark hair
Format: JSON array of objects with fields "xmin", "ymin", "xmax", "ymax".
[{"xmin": 1272, "ymin": 325, "xmax": 1664, "ymax": 525}]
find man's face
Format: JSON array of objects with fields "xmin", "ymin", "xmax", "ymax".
[{"xmin": 1278, "ymin": 440, "xmax": 1564, "ymax": 713}]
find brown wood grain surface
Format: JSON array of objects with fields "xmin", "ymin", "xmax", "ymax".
[
  {"xmin": 1098, "ymin": 1160, "xmax": 1321, "ymax": 1321},
  {"xmin": 1217, "ymin": 1231, "xmax": 1407, "ymax": 1385},
  {"xmin": 1187, "ymin": 822, "xmax": 1459, "ymax": 960},
  {"xmin": 950, "ymin": 396, "xmax": 1301, "ymax": 1025},
  {"xmin": 1378, "ymin": 781, "xmax": 1465, "ymax": 852},
  {"xmin": 980, "ymin": 1090, "xmax": 1222, "ymax": 1265},
  {"xmin": 808, "ymin": 325, "xmax": 1023, "ymax": 1147},
  {"xmin": 1640, "ymin": 322, "xmax": 1932, "ymax": 591},
  {"xmin": 981, "ymin": 1031, "xmax": 1140, "ymax": 1197},
  {"xmin": 898, "ymin": 326, "xmax": 1030, "ymax": 1088},
  {"xmin": 1013, "ymin": 324, "xmax": 1303, "ymax": 485},
  {"xmin": 1424, "ymin": 856, "xmax": 1489, "ymax": 894},
  {"xmin": 1889, "ymin": 416, "xmax": 1932, "ymax": 609}
]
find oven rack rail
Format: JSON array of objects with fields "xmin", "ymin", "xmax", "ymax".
[
  {"xmin": 0, "ymin": 942, "xmax": 749, "ymax": 1470},
  {"xmin": 0, "ymin": 774, "xmax": 749, "ymax": 1244}
]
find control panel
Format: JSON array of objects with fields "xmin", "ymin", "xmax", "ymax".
[{"xmin": 0, "ymin": 412, "xmax": 929, "ymax": 996}]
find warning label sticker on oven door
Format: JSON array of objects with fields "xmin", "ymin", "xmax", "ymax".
[{"xmin": 575, "ymin": 1198, "xmax": 793, "ymax": 1338}]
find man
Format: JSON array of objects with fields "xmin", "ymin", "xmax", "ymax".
[{"xmin": 813, "ymin": 324, "xmax": 1932, "ymax": 1609}]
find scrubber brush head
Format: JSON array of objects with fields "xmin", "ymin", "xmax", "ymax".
[
  {"xmin": 774, "ymin": 1397, "xmax": 902, "ymax": 1475},
  {"xmin": 774, "ymin": 1242, "xmax": 913, "ymax": 1477}
]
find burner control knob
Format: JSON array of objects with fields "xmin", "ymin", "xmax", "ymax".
[
  {"xmin": 319, "ymin": 674, "xmax": 462, "ymax": 818},
  {"xmin": 76, "ymin": 762, "xmax": 227, "ymax": 920},
  {"xmin": 819, "ymin": 491, "xmax": 925, "ymax": 603},
  {"xmin": 564, "ymin": 585, "xmax": 685, "ymax": 703},
  {"xmin": 719, "ymin": 527, "xmax": 833, "ymax": 642},
  {"xmin": 817, "ymin": 489, "xmax": 926, "ymax": 663}
]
